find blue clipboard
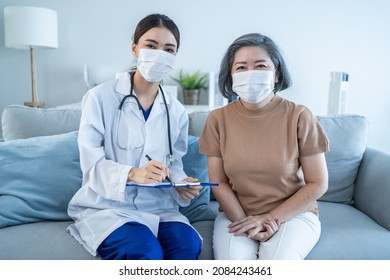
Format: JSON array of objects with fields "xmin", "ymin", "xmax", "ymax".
[{"xmin": 126, "ymin": 182, "xmax": 219, "ymax": 188}]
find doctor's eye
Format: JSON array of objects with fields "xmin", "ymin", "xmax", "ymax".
[
  {"xmin": 146, "ymin": 44, "xmax": 156, "ymax": 49},
  {"xmin": 165, "ymin": 48, "xmax": 176, "ymax": 54}
]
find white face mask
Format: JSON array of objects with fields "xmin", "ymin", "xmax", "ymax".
[
  {"xmin": 136, "ymin": 48, "xmax": 176, "ymax": 82},
  {"xmin": 232, "ymin": 70, "xmax": 275, "ymax": 104}
]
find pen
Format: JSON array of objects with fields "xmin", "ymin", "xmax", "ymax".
[{"xmin": 145, "ymin": 154, "xmax": 172, "ymax": 183}]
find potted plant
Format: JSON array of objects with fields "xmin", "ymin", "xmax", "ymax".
[{"xmin": 171, "ymin": 70, "xmax": 208, "ymax": 105}]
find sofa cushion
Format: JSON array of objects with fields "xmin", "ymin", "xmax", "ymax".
[
  {"xmin": 0, "ymin": 131, "xmax": 82, "ymax": 229},
  {"xmin": 180, "ymin": 135, "xmax": 216, "ymax": 223},
  {"xmin": 1, "ymin": 105, "xmax": 81, "ymax": 141},
  {"xmin": 317, "ymin": 115, "xmax": 368, "ymax": 204},
  {"xmin": 183, "ymin": 135, "xmax": 209, "ymax": 183},
  {"xmin": 306, "ymin": 202, "xmax": 390, "ymax": 259}
]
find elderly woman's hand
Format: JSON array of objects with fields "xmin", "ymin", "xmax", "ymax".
[
  {"xmin": 229, "ymin": 215, "xmax": 280, "ymax": 242},
  {"xmin": 248, "ymin": 219, "xmax": 280, "ymax": 242}
]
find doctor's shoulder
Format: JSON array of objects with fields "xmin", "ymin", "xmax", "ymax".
[{"xmin": 84, "ymin": 79, "xmax": 121, "ymax": 104}]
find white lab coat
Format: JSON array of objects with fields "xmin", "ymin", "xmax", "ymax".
[{"xmin": 67, "ymin": 72, "xmax": 194, "ymax": 256}]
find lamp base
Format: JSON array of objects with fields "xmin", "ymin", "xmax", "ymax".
[{"xmin": 24, "ymin": 101, "xmax": 45, "ymax": 108}]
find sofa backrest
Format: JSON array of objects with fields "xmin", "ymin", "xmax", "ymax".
[
  {"xmin": 188, "ymin": 111, "xmax": 210, "ymax": 137},
  {"xmin": 1, "ymin": 105, "xmax": 81, "ymax": 141},
  {"xmin": 1, "ymin": 105, "xmax": 208, "ymax": 141}
]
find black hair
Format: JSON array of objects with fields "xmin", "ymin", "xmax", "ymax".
[{"xmin": 133, "ymin": 13, "xmax": 180, "ymax": 50}]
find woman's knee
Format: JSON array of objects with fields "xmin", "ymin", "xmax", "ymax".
[{"xmin": 213, "ymin": 212, "xmax": 258, "ymax": 260}]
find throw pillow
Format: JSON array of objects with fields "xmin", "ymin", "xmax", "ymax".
[
  {"xmin": 0, "ymin": 131, "xmax": 82, "ymax": 229},
  {"xmin": 180, "ymin": 135, "xmax": 216, "ymax": 222},
  {"xmin": 1, "ymin": 105, "xmax": 81, "ymax": 141},
  {"xmin": 317, "ymin": 115, "xmax": 369, "ymax": 204}
]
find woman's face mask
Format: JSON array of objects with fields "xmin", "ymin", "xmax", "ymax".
[
  {"xmin": 136, "ymin": 48, "xmax": 176, "ymax": 82},
  {"xmin": 232, "ymin": 70, "xmax": 275, "ymax": 104}
]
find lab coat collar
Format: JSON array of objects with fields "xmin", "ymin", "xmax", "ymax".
[
  {"xmin": 147, "ymin": 87, "xmax": 171, "ymax": 122},
  {"xmin": 115, "ymin": 72, "xmax": 172, "ymax": 106},
  {"xmin": 115, "ymin": 72, "xmax": 131, "ymax": 96}
]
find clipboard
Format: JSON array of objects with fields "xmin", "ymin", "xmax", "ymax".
[{"xmin": 126, "ymin": 182, "xmax": 219, "ymax": 189}]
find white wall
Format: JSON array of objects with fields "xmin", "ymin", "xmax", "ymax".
[{"xmin": 1, "ymin": 0, "xmax": 389, "ymax": 152}]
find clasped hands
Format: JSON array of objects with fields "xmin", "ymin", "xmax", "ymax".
[
  {"xmin": 228, "ymin": 215, "xmax": 280, "ymax": 242},
  {"xmin": 128, "ymin": 159, "xmax": 201, "ymax": 200}
]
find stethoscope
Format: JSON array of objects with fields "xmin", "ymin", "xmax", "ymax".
[{"xmin": 118, "ymin": 71, "xmax": 174, "ymax": 166}]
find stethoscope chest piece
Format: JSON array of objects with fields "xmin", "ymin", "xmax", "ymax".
[{"xmin": 167, "ymin": 154, "xmax": 175, "ymax": 166}]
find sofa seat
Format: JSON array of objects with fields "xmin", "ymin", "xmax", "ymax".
[
  {"xmin": 2, "ymin": 200, "xmax": 390, "ymax": 260},
  {"xmin": 0, "ymin": 220, "xmax": 216, "ymax": 260},
  {"xmin": 0, "ymin": 221, "xmax": 97, "ymax": 260}
]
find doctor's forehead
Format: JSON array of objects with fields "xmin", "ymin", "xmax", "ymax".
[{"xmin": 138, "ymin": 27, "xmax": 177, "ymax": 48}]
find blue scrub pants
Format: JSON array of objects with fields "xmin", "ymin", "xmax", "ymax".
[{"xmin": 97, "ymin": 221, "xmax": 202, "ymax": 260}]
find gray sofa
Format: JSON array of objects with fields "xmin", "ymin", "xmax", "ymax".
[{"xmin": 1, "ymin": 104, "xmax": 390, "ymax": 260}]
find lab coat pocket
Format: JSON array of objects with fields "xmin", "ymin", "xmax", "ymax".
[{"xmin": 115, "ymin": 110, "xmax": 145, "ymax": 150}]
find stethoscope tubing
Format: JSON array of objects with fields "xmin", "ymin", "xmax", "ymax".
[{"xmin": 118, "ymin": 72, "xmax": 174, "ymax": 165}]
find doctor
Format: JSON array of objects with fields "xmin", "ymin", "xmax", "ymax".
[{"xmin": 67, "ymin": 14, "xmax": 202, "ymax": 260}]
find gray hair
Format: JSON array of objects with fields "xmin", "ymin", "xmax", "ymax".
[{"xmin": 218, "ymin": 33, "xmax": 292, "ymax": 99}]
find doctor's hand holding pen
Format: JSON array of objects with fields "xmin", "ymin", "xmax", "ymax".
[{"xmin": 127, "ymin": 158, "xmax": 170, "ymax": 184}]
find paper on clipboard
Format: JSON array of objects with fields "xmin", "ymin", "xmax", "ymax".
[{"xmin": 126, "ymin": 182, "xmax": 219, "ymax": 188}]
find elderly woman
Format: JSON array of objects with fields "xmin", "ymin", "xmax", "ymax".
[{"xmin": 200, "ymin": 33, "xmax": 329, "ymax": 260}]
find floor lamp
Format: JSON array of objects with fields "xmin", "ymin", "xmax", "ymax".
[{"xmin": 4, "ymin": 6, "xmax": 58, "ymax": 108}]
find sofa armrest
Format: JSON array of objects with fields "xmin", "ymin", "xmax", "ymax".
[{"xmin": 354, "ymin": 147, "xmax": 390, "ymax": 230}]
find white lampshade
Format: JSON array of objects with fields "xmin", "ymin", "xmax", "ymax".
[{"xmin": 4, "ymin": 6, "xmax": 58, "ymax": 49}]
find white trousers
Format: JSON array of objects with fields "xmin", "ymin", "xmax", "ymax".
[{"xmin": 212, "ymin": 212, "xmax": 321, "ymax": 260}]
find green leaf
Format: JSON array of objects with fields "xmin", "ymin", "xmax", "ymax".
[{"xmin": 171, "ymin": 70, "xmax": 208, "ymax": 90}]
